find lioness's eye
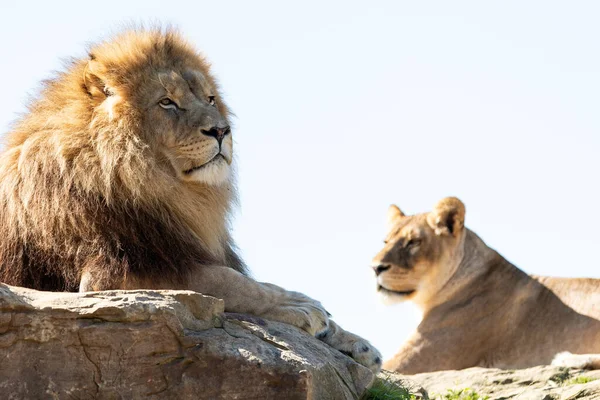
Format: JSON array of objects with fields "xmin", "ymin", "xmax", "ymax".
[
  {"xmin": 159, "ymin": 98, "xmax": 178, "ymax": 109},
  {"xmin": 208, "ymin": 96, "xmax": 216, "ymax": 106},
  {"xmin": 407, "ymin": 239, "xmax": 421, "ymax": 247}
]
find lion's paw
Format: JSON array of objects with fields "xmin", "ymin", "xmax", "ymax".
[
  {"xmin": 342, "ymin": 339, "xmax": 382, "ymax": 373},
  {"xmin": 262, "ymin": 290, "xmax": 330, "ymax": 336},
  {"xmin": 552, "ymin": 352, "xmax": 596, "ymax": 369},
  {"xmin": 318, "ymin": 323, "xmax": 382, "ymax": 373}
]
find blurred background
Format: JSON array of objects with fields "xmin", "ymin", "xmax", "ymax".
[{"xmin": 1, "ymin": 1, "xmax": 598, "ymax": 359}]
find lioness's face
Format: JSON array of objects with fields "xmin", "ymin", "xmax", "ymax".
[
  {"xmin": 371, "ymin": 198, "xmax": 466, "ymax": 304},
  {"xmin": 143, "ymin": 70, "xmax": 232, "ymax": 185}
]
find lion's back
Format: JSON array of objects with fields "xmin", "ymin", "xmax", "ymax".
[{"xmin": 533, "ymin": 275, "xmax": 600, "ymax": 319}]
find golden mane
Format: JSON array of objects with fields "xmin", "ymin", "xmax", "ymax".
[{"xmin": 0, "ymin": 28, "xmax": 244, "ymax": 291}]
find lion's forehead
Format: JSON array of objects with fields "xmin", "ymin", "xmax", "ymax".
[
  {"xmin": 159, "ymin": 70, "xmax": 211, "ymax": 94},
  {"xmin": 182, "ymin": 70, "xmax": 210, "ymax": 89},
  {"xmin": 387, "ymin": 214, "xmax": 430, "ymax": 242},
  {"xmin": 89, "ymin": 30, "xmax": 214, "ymax": 94}
]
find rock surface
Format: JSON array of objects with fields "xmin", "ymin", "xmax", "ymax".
[
  {"xmin": 384, "ymin": 365, "xmax": 600, "ymax": 400},
  {"xmin": 0, "ymin": 284, "xmax": 373, "ymax": 399}
]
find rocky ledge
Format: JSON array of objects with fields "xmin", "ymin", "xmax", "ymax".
[
  {"xmin": 0, "ymin": 284, "xmax": 373, "ymax": 399},
  {"xmin": 382, "ymin": 364, "xmax": 600, "ymax": 400}
]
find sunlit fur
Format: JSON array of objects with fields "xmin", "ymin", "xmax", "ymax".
[
  {"xmin": 0, "ymin": 28, "xmax": 245, "ymax": 291},
  {"xmin": 372, "ymin": 197, "xmax": 600, "ymax": 373}
]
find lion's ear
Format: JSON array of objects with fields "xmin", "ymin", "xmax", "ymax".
[
  {"xmin": 83, "ymin": 59, "xmax": 112, "ymax": 102},
  {"xmin": 427, "ymin": 197, "xmax": 465, "ymax": 236},
  {"xmin": 386, "ymin": 204, "xmax": 405, "ymax": 231}
]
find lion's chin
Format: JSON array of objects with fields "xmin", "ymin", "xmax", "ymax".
[
  {"xmin": 181, "ymin": 155, "xmax": 230, "ymax": 185},
  {"xmin": 377, "ymin": 284, "xmax": 416, "ymax": 304}
]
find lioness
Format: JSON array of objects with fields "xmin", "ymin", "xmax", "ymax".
[
  {"xmin": 372, "ymin": 197, "xmax": 600, "ymax": 373},
  {"xmin": 0, "ymin": 28, "xmax": 381, "ymax": 372}
]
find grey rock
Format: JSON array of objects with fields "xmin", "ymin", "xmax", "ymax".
[
  {"xmin": 0, "ymin": 284, "xmax": 373, "ymax": 399},
  {"xmin": 384, "ymin": 365, "xmax": 600, "ymax": 400}
]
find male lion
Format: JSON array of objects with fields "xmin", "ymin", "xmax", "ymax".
[
  {"xmin": 0, "ymin": 28, "xmax": 381, "ymax": 372},
  {"xmin": 372, "ymin": 197, "xmax": 600, "ymax": 373}
]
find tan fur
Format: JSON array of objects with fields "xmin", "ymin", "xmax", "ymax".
[
  {"xmin": 0, "ymin": 28, "xmax": 237, "ymax": 291},
  {"xmin": 372, "ymin": 197, "xmax": 600, "ymax": 373},
  {"xmin": 0, "ymin": 27, "xmax": 382, "ymax": 372}
]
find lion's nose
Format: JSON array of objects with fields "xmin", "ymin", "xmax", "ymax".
[
  {"xmin": 201, "ymin": 125, "xmax": 231, "ymax": 145},
  {"xmin": 372, "ymin": 264, "xmax": 391, "ymax": 276}
]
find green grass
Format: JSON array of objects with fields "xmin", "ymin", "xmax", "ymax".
[
  {"xmin": 363, "ymin": 378, "xmax": 495, "ymax": 400},
  {"xmin": 441, "ymin": 388, "xmax": 489, "ymax": 400},
  {"xmin": 363, "ymin": 377, "xmax": 416, "ymax": 400},
  {"xmin": 548, "ymin": 367, "xmax": 598, "ymax": 386},
  {"xmin": 364, "ymin": 371, "xmax": 597, "ymax": 400},
  {"xmin": 567, "ymin": 376, "xmax": 596, "ymax": 385}
]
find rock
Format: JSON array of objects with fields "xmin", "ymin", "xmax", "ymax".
[
  {"xmin": 383, "ymin": 365, "xmax": 600, "ymax": 400},
  {"xmin": 0, "ymin": 284, "xmax": 374, "ymax": 399}
]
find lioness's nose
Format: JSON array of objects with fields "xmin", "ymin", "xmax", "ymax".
[
  {"xmin": 372, "ymin": 264, "xmax": 391, "ymax": 276},
  {"xmin": 201, "ymin": 125, "xmax": 231, "ymax": 145}
]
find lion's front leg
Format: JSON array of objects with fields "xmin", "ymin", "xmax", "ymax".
[
  {"xmin": 188, "ymin": 266, "xmax": 330, "ymax": 336},
  {"xmin": 78, "ymin": 264, "xmax": 329, "ymax": 335},
  {"xmin": 190, "ymin": 267, "xmax": 382, "ymax": 371},
  {"xmin": 317, "ymin": 320, "xmax": 382, "ymax": 372}
]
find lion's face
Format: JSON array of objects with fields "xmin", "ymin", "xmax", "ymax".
[
  {"xmin": 371, "ymin": 197, "xmax": 466, "ymax": 305},
  {"xmin": 86, "ymin": 32, "xmax": 233, "ymax": 186},
  {"xmin": 144, "ymin": 70, "xmax": 233, "ymax": 185}
]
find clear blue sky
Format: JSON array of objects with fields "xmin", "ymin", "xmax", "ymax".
[{"xmin": 1, "ymin": 1, "xmax": 599, "ymax": 359}]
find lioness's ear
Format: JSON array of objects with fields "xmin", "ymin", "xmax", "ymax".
[
  {"xmin": 83, "ymin": 58, "xmax": 111, "ymax": 101},
  {"xmin": 386, "ymin": 204, "xmax": 405, "ymax": 231},
  {"xmin": 427, "ymin": 197, "xmax": 465, "ymax": 236}
]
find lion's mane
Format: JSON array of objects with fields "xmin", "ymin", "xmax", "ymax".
[{"xmin": 0, "ymin": 28, "xmax": 245, "ymax": 291}]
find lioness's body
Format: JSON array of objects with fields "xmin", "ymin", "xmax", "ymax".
[{"xmin": 372, "ymin": 198, "xmax": 600, "ymax": 373}]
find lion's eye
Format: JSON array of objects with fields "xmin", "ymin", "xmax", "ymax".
[
  {"xmin": 208, "ymin": 96, "xmax": 216, "ymax": 106},
  {"xmin": 406, "ymin": 239, "xmax": 421, "ymax": 248},
  {"xmin": 159, "ymin": 98, "xmax": 178, "ymax": 109}
]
